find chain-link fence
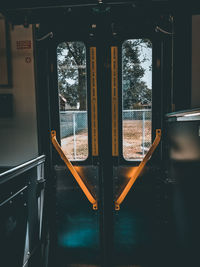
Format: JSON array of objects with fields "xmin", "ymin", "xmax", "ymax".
[
  {"xmin": 60, "ymin": 111, "xmax": 87, "ymax": 138},
  {"xmin": 60, "ymin": 111, "xmax": 88, "ymax": 160},
  {"xmin": 123, "ymin": 109, "xmax": 152, "ymax": 160},
  {"xmin": 60, "ymin": 109, "xmax": 151, "ymax": 160},
  {"xmin": 123, "ymin": 109, "xmax": 151, "ymax": 120}
]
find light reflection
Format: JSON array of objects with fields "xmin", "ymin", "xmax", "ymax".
[
  {"xmin": 59, "ymin": 227, "xmax": 98, "ymax": 248},
  {"xmin": 127, "ymin": 167, "xmax": 138, "ymax": 178},
  {"xmin": 58, "ymin": 213, "xmax": 98, "ymax": 249}
]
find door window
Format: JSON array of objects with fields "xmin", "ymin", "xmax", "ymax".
[
  {"xmin": 57, "ymin": 41, "xmax": 88, "ymax": 160},
  {"xmin": 122, "ymin": 39, "xmax": 152, "ymax": 160}
]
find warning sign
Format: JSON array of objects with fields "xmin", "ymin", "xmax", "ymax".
[
  {"xmin": 90, "ymin": 47, "xmax": 99, "ymax": 156},
  {"xmin": 111, "ymin": 47, "xmax": 119, "ymax": 156},
  {"xmin": 16, "ymin": 40, "xmax": 31, "ymax": 50}
]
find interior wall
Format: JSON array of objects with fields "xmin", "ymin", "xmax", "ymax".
[
  {"xmin": 191, "ymin": 15, "xmax": 200, "ymax": 108},
  {"xmin": 0, "ymin": 24, "xmax": 38, "ymax": 167}
]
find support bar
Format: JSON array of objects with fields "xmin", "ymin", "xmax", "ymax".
[
  {"xmin": 0, "ymin": 186, "xmax": 28, "ymax": 208},
  {"xmin": 115, "ymin": 129, "xmax": 161, "ymax": 210},
  {"xmin": 51, "ymin": 130, "xmax": 98, "ymax": 210}
]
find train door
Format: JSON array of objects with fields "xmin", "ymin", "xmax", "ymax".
[{"xmin": 48, "ymin": 9, "xmax": 166, "ymax": 267}]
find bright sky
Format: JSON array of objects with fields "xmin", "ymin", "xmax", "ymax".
[{"xmin": 139, "ymin": 45, "xmax": 152, "ymax": 89}]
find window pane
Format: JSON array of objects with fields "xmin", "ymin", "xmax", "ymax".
[
  {"xmin": 57, "ymin": 41, "xmax": 88, "ymax": 160},
  {"xmin": 122, "ymin": 39, "xmax": 152, "ymax": 160}
]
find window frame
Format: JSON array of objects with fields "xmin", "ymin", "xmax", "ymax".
[
  {"xmin": 121, "ymin": 38, "xmax": 153, "ymax": 162},
  {"xmin": 56, "ymin": 40, "xmax": 93, "ymax": 164},
  {"xmin": 117, "ymin": 37, "xmax": 155, "ymax": 166}
]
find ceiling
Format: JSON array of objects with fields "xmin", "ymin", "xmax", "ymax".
[
  {"xmin": 0, "ymin": 0, "xmax": 199, "ymax": 25},
  {"xmin": 1, "ymin": 1, "xmax": 169, "ymax": 10}
]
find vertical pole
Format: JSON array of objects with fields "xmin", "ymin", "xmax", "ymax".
[
  {"xmin": 170, "ymin": 15, "xmax": 175, "ymax": 111},
  {"xmin": 99, "ymin": 42, "xmax": 114, "ymax": 267},
  {"xmin": 142, "ymin": 110, "xmax": 145, "ymax": 156},
  {"xmin": 73, "ymin": 112, "xmax": 76, "ymax": 160}
]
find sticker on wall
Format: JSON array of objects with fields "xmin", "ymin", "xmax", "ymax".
[{"xmin": 16, "ymin": 40, "xmax": 31, "ymax": 50}]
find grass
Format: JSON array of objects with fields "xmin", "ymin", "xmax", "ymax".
[
  {"xmin": 61, "ymin": 129, "xmax": 88, "ymax": 160},
  {"xmin": 123, "ymin": 120, "xmax": 151, "ymax": 160},
  {"xmin": 61, "ymin": 120, "xmax": 151, "ymax": 160}
]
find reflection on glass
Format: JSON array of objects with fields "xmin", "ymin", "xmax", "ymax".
[
  {"xmin": 57, "ymin": 42, "xmax": 88, "ymax": 160},
  {"xmin": 122, "ymin": 39, "xmax": 152, "ymax": 160}
]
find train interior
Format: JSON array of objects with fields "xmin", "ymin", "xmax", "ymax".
[{"xmin": 0, "ymin": 1, "xmax": 200, "ymax": 267}]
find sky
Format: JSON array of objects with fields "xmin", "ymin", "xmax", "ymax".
[{"xmin": 139, "ymin": 45, "xmax": 152, "ymax": 89}]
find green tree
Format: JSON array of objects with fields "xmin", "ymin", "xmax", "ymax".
[
  {"xmin": 122, "ymin": 39, "xmax": 152, "ymax": 109},
  {"xmin": 57, "ymin": 39, "xmax": 152, "ymax": 110},
  {"xmin": 57, "ymin": 42, "xmax": 87, "ymax": 110}
]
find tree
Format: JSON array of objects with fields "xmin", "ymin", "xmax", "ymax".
[
  {"xmin": 122, "ymin": 39, "xmax": 152, "ymax": 109},
  {"xmin": 57, "ymin": 39, "xmax": 152, "ymax": 110},
  {"xmin": 57, "ymin": 42, "xmax": 87, "ymax": 110}
]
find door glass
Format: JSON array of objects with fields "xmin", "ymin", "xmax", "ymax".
[
  {"xmin": 122, "ymin": 39, "xmax": 152, "ymax": 160},
  {"xmin": 57, "ymin": 41, "xmax": 88, "ymax": 160}
]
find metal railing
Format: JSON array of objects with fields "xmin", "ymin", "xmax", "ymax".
[{"xmin": 0, "ymin": 156, "xmax": 46, "ymax": 265}]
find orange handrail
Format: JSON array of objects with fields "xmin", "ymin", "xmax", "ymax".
[
  {"xmin": 51, "ymin": 130, "xmax": 98, "ymax": 210},
  {"xmin": 115, "ymin": 129, "xmax": 161, "ymax": 210}
]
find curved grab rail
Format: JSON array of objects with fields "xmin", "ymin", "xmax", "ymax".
[
  {"xmin": 115, "ymin": 129, "xmax": 161, "ymax": 210},
  {"xmin": 0, "ymin": 155, "xmax": 45, "ymax": 185},
  {"xmin": 51, "ymin": 130, "xmax": 98, "ymax": 210}
]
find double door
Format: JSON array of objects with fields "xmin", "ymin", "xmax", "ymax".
[{"xmin": 49, "ymin": 16, "xmax": 164, "ymax": 267}]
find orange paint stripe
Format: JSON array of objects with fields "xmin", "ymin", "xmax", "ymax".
[
  {"xmin": 90, "ymin": 47, "xmax": 99, "ymax": 156},
  {"xmin": 111, "ymin": 46, "xmax": 119, "ymax": 156}
]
